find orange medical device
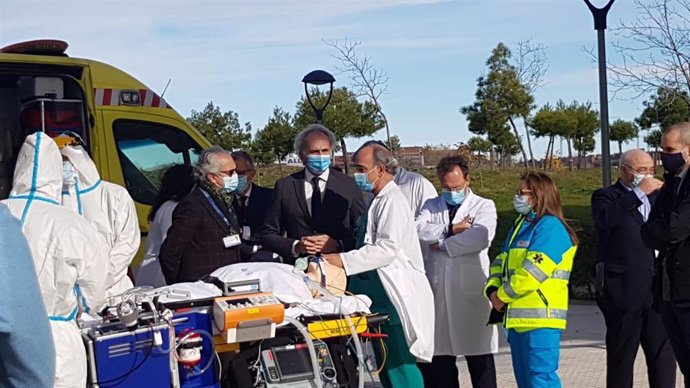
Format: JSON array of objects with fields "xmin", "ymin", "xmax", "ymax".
[{"xmin": 212, "ymin": 292, "xmax": 285, "ymax": 343}]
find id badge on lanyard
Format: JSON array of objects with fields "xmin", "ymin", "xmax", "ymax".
[{"xmin": 200, "ymin": 189, "xmax": 240, "ymax": 249}]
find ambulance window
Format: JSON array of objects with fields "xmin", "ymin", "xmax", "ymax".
[{"xmin": 113, "ymin": 120, "xmax": 202, "ymax": 205}]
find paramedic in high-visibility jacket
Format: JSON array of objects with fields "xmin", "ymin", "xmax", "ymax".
[{"xmin": 483, "ymin": 171, "xmax": 578, "ymax": 388}]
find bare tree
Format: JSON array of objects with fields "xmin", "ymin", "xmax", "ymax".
[
  {"xmin": 324, "ymin": 37, "xmax": 392, "ymax": 151},
  {"xmin": 514, "ymin": 38, "xmax": 549, "ymax": 167},
  {"xmin": 608, "ymin": 0, "xmax": 690, "ymax": 107}
]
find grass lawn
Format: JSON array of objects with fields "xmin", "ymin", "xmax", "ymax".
[{"xmin": 255, "ymin": 164, "xmax": 612, "ymax": 297}]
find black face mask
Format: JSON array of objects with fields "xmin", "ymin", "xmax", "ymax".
[{"xmin": 661, "ymin": 150, "xmax": 687, "ymax": 173}]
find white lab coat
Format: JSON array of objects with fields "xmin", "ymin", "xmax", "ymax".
[
  {"xmin": 2, "ymin": 132, "xmax": 108, "ymax": 388},
  {"xmin": 341, "ymin": 181, "xmax": 435, "ymax": 361},
  {"xmin": 395, "ymin": 167, "xmax": 437, "ymax": 217},
  {"xmin": 61, "ymin": 145, "xmax": 140, "ymax": 299},
  {"xmin": 416, "ymin": 189, "xmax": 499, "ymax": 356},
  {"xmin": 136, "ymin": 200, "xmax": 177, "ymax": 288}
]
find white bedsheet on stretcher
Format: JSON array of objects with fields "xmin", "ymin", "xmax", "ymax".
[{"xmin": 157, "ymin": 262, "xmax": 371, "ymax": 317}]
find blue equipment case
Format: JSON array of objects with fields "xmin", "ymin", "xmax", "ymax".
[{"xmin": 83, "ymin": 321, "xmax": 173, "ymax": 388}]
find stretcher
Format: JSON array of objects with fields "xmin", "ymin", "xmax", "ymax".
[{"xmin": 82, "ymin": 262, "xmax": 386, "ymax": 388}]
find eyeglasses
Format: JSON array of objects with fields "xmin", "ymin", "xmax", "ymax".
[{"xmin": 623, "ymin": 164, "xmax": 655, "ymax": 175}]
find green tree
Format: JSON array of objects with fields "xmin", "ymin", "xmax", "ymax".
[
  {"xmin": 389, "ymin": 135, "xmax": 401, "ymax": 155},
  {"xmin": 609, "ymin": 119, "xmax": 639, "ymax": 156},
  {"xmin": 568, "ymin": 101, "xmax": 599, "ymax": 170},
  {"xmin": 187, "ymin": 101, "xmax": 252, "ymax": 150},
  {"xmin": 461, "ymin": 42, "xmax": 536, "ymax": 169},
  {"xmin": 294, "ymin": 87, "xmax": 384, "ymax": 173},
  {"xmin": 467, "ymin": 136, "xmax": 492, "ymax": 158},
  {"xmin": 637, "ymin": 87, "xmax": 690, "ymax": 132},
  {"xmin": 644, "ymin": 129, "xmax": 662, "ymax": 153},
  {"xmin": 252, "ymin": 106, "xmax": 297, "ymax": 174},
  {"xmin": 530, "ymin": 103, "xmax": 562, "ymax": 170}
]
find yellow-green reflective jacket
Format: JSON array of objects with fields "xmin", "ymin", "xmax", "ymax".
[{"xmin": 484, "ymin": 213, "xmax": 577, "ymax": 330}]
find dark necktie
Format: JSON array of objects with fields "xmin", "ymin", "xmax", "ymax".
[
  {"xmin": 238, "ymin": 196, "xmax": 249, "ymax": 224},
  {"xmin": 311, "ymin": 177, "xmax": 322, "ymax": 220},
  {"xmin": 447, "ymin": 204, "xmax": 461, "ymax": 237}
]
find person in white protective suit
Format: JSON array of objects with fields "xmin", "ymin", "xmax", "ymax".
[
  {"xmin": 60, "ymin": 139, "xmax": 140, "ymax": 299},
  {"xmin": 1, "ymin": 132, "xmax": 108, "ymax": 388},
  {"xmin": 416, "ymin": 155, "xmax": 499, "ymax": 388},
  {"xmin": 323, "ymin": 144, "xmax": 435, "ymax": 388}
]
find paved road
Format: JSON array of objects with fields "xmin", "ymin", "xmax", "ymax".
[{"xmin": 367, "ymin": 301, "xmax": 685, "ymax": 387}]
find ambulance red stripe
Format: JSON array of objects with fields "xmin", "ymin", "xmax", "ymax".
[{"xmin": 93, "ymin": 88, "xmax": 172, "ymax": 109}]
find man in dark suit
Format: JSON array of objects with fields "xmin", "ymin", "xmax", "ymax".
[
  {"xmin": 262, "ymin": 124, "xmax": 365, "ymax": 264},
  {"xmin": 592, "ymin": 148, "xmax": 676, "ymax": 388},
  {"xmin": 160, "ymin": 146, "xmax": 242, "ymax": 283},
  {"xmin": 643, "ymin": 122, "xmax": 690, "ymax": 387},
  {"xmin": 230, "ymin": 150, "xmax": 274, "ymax": 262}
]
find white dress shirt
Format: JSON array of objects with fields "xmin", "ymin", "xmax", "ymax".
[
  {"xmin": 620, "ymin": 180, "xmax": 651, "ymax": 221},
  {"xmin": 304, "ymin": 168, "xmax": 329, "ymax": 215}
]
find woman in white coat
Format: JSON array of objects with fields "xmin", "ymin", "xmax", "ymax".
[
  {"xmin": 323, "ymin": 144, "xmax": 435, "ymax": 388},
  {"xmin": 416, "ymin": 155, "xmax": 499, "ymax": 388},
  {"xmin": 61, "ymin": 140, "xmax": 140, "ymax": 299},
  {"xmin": 2, "ymin": 132, "xmax": 108, "ymax": 388},
  {"xmin": 136, "ymin": 164, "xmax": 195, "ymax": 287}
]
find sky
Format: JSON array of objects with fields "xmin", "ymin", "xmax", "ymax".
[{"xmin": 0, "ymin": 0, "xmax": 649, "ymax": 158}]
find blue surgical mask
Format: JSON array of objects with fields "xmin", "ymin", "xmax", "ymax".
[
  {"xmin": 442, "ymin": 189, "xmax": 466, "ymax": 206},
  {"xmin": 354, "ymin": 172, "xmax": 375, "ymax": 192},
  {"xmin": 306, "ymin": 155, "xmax": 331, "ymax": 175},
  {"xmin": 62, "ymin": 160, "xmax": 77, "ymax": 185},
  {"xmin": 236, "ymin": 175, "xmax": 249, "ymax": 193},
  {"xmin": 222, "ymin": 173, "xmax": 239, "ymax": 193},
  {"xmin": 513, "ymin": 194, "xmax": 533, "ymax": 215}
]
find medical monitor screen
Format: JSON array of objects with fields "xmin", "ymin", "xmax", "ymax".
[{"xmin": 275, "ymin": 347, "xmax": 314, "ymax": 377}]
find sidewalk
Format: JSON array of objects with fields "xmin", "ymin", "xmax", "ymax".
[
  {"xmin": 367, "ymin": 302, "xmax": 685, "ymax": 387},
  {"xmin": 458, "ymin": 301, "xmax": 683, "ymax": 387}
]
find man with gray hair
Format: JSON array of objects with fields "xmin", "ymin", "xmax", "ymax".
[
  {"xmin": 160, "ymin": 145, "xmax": 242, "ymax": 283},
  {"xmin": 262, "ymin": 124, "xmax": 364, "ymax": 264},
  {"xmin": 592, "ymin": 149, "xmax": 675, "ymax": 388},
  {"xmin": 356, "ymin": 140, "xmax": 437, "ymax": 217},
  {"xmin": 323, "ymin": 143, "xmax": 435, "ymax": 388},
  {"xmin": 643, "ymin": 121, "xmax": 690, "ymax": 385}
]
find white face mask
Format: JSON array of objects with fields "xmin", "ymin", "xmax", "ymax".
[
  {"xmin": 632, "ymin": 174, "xmax": 653, "ymax": 188},
  {"xmin": 62, "ymin": 161, "xmax": 77, "ymax": 185}
]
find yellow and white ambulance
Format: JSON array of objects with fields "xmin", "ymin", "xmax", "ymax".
[{"xmin": 0, "ymin": 39, "xmax": 211, "ymax": 266}]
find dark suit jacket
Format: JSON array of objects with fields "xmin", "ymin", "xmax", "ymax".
[
  {"xmin": 159, "ymin": 186, "xmax": 241, "ymax": 283},
  {"xmin": 642, "ymin": 172, "xmax": 690, "ymax": 302},
  {"xmin": 592, "ymin": 181, "xmax": 657, "ymax": 310},
  {"xmin": 232, "ymin": 184, "xmax": 273, "ymax": 261},
  {"xmin": 261, "ymin": 168, "xmax": 365, "ymax": 264}
]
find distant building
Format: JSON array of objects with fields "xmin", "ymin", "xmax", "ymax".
[{"xmin": 398, "ymin": 146, "xmax": 425, "ymax": 166}]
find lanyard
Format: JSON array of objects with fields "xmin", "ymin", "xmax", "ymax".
[{"xmin": 200, "ymin": 188, "xmax": 231, "ymax": 229}]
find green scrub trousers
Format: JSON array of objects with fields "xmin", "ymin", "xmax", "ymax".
[{"xmin": 348, "ymin": 208, "xmax": 425, "ymax": 388}]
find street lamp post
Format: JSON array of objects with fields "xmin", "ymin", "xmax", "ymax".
[
  {"xmin": 585, "ymin": 0, "xmax": 615, "ymax": 187},
  {"xmin": 302, "ymin": 70, "xmax": 335, "ymax": 124}
]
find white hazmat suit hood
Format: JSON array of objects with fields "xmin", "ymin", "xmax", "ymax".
[
  {"xmin": 61, "ymin": 144, "xmax": 140, "ymax": 299},
  {"xmin": 1, "ymin": 132, "xmax": 109, "ymax": 388}
]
